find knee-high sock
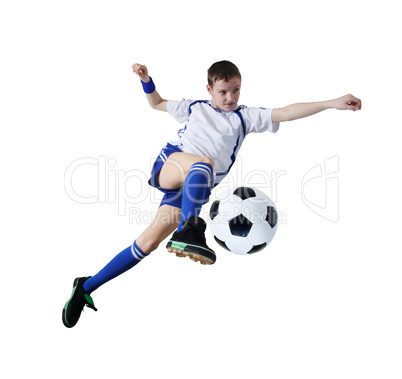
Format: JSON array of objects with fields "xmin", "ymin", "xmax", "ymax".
[
  {"xmin": 83, "ymin": 241, "xmax": 147, "ymax": 295},
  {"xmin": 177, "ymin": 162, "xmax": 213, "ymax": 231}
]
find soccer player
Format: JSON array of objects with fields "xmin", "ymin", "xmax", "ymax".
[{"xmin": 62, "ymin": 61, "xmax": 361, "ymax": 328}]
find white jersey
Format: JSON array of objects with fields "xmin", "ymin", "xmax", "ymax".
[{"xmin": 167, "ymin": 99, "xmax": 280, "ymax": 187}]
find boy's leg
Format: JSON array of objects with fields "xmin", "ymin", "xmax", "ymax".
[
  {"xmin": 81, "ymin": 205, "xmax": 180, "ymax": 295},
  {"xmin": 159, "ymin": 152, "xmax": 216, "ymax": 264},
  {"xmin": 135, "ymin": 204, "xmax": 181, "ymax": 253},
  {"xmin": 159, "ymin": 152, "xmax": 213, "ymax": 228},
  {"xmin": 158, "ymin": 152, "xmax": 214, "ymax": 191},
  {"xmin": 62, "ymin": 204, "xmax": 181, "ymax": 328}
]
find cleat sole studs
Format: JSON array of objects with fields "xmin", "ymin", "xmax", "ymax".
[{"xmin": 167, "ymin": 246, "xmax": 213, "ymax": 265}]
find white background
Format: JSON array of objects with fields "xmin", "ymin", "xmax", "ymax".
[{"xmin": 1, "ymin": 0, "xmax": 401, "ymax": 378}]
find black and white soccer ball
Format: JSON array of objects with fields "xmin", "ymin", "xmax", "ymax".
[{"xmin": 209, "ymin": 186, "xmax": 278, "ymax": 255}]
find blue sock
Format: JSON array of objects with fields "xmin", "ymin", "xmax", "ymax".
[
  {"xmin": 83, "ymin": 241, "xmax": 147, "ymax": 295},
  {"xmin": 177, "ymin": 162, "xmax": 213, "ymax": 231}
]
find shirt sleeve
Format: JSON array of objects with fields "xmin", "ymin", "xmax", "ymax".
[
  {"xmin": 241, "ymin": 107, "xmax": 280, "ymax": 134},
  {"xmin": 166, "ymin": 99, "xmax": 194, "ymax": 123}
]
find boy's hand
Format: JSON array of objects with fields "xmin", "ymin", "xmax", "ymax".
[
  {"xmin": 132, "ymin": 63, "xmax": 150, "ymax": 83},
  {"xmin": 333, "ymin": 94, "xmax": 362, "ymax": 111}
]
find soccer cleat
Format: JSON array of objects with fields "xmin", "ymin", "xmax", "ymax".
[
  {"xmin": 62, "ymin": 276, "xmax": 97, "ymax": 328},
  {"xmin": 166, "ymin": 216, "xmax": 216, "ymax": 265}
]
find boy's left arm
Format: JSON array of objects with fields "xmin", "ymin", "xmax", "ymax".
[{"xmin": 271, "ymin": 94, "xmax": 361, "ymax": 123}]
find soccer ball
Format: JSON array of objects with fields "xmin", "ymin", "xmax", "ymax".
[{"xmin": 209, "ymin": 186, "xmax": 278, "ymax": 255}]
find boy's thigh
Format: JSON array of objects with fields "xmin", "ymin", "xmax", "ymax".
[
  {"xmin": 136, "ymin": 204, "xmax": 181, "ymax": 253},
  {"xmin": 158, "ymin": 152, "xmax": 213, "ymax": 190}
]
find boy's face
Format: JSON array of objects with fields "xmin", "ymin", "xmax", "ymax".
[{"xmin": 207, "ymin": 76, "xmax": 241, "ymax": 112}]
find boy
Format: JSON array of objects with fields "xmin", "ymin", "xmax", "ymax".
[{"xmin": 62, "ymin": 61, "xmax": 361, "ymax": 328}]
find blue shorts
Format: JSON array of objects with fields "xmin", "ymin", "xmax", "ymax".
[{"xmin": 149, "ymin": 143, "xmax": 211, "ymax": 209}]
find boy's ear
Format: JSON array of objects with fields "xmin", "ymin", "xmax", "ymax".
[{"xmin": 206, "ymin": 84, "xmax": 213, "ymax": 95}]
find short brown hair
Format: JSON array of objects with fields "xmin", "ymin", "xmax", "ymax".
[{"xmin": 207, "ymin": 60, "xmax": 241, "ymax": 88}]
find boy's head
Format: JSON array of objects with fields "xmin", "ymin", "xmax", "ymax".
[
  {"xmin": 207, "ymin": 60, "xmax": 242, "ymax": 112},
  {"xmin": 207, "ymin": 60, "xmax": 241, "ymax": 88}
]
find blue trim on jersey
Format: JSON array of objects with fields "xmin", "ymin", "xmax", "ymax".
[
  {"xmin": 189, "ymin": 100, "xmax": 208, "ymax": 115},
  {"xmin": 177, "ymin": 100, "xmax": 208, "ymax": 138},
  {"xmin": 177, "ymin": 125, "xmax": 187, "ymax": 138},
  {"xmin": 235, "ymin": 108, "xmax": 246, "ymax": 136}
]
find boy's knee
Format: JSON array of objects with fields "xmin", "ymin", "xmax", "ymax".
[
  {"xmin": 135, "ymin": 237, "xmax": 159, "ymax": 255},
  {"xmin": 199, "ymin": 156, "xmax": 215, "ymax": 168}
]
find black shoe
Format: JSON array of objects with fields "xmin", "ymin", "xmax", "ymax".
[
  {"xmin": 62, "ymin": 277, "xmax": 97, "ymax": 328},
  {"xmin": 166, "ymin": 216, "xmax": 216, "ymax": 265}
]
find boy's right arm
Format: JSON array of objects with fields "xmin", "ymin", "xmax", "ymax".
[{"xmin": 132, "ymin": 63, "xmax": 168, "ymax": 112}]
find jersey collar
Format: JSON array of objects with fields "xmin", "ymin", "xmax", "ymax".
[{"xmin": 207, "ymin": 100, "xmax": 240, "ymax": 113}]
